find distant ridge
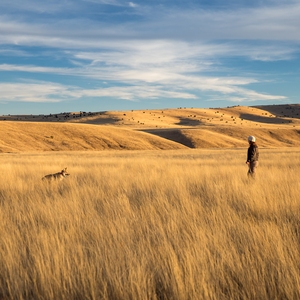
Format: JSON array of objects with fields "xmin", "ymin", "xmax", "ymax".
[
  {"xmin": 1, "ymin": 104, "xmax": 300, "ymax": 127},
  {"xmin": 1, "ymin": 104, "xmax": 300, "ymax": 152}
]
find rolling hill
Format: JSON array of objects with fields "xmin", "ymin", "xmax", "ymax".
[{"xmin": 1, "ymin": 104, "xmax": 300, "ymax": 152}]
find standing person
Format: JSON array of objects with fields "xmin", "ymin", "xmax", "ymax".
[{"xmin": 246, "ymin": 136, "xmax": 259, "ymax": 178}]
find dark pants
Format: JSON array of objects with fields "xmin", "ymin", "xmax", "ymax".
[{"xmin": 248, "ymin": 161, "xmax": 259, "ymax": 178}]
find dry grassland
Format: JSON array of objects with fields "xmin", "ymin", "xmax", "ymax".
[
  {"xmin": 1, "ymin": 105, "xmax": 300, "ymax": 153},
  {"xmin": 1, "ymin": 149, "xmax": 300, "ymax": 299}
]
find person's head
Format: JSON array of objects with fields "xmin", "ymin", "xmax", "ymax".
[{"xmin": 248, "ymin": 135, "xmax": 256, "ymax": 144}]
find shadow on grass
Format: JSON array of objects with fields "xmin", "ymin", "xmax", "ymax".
[
  {"xmin": 175, "ymin": 117, "xmax": 202, "ymax": 126},
  {"xmin": 141, "ymin": 129, "xmax": 195, "ymax": 148},
  {"xmin": 253, "ymin": 104, "xmax": 300, "ymax": 120},
  {"xmin": 240, "ymin": 114, "xmax": 292, "ymax": 124}
]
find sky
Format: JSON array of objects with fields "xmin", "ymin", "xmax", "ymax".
[{"xmin": 0, "ymin": 0, "xmax": 299, "ymax": 115}]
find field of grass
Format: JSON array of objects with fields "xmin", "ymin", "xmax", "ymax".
[{"xmin": 1, "ymin": 148, "xmax": 300, "ymax": 299}]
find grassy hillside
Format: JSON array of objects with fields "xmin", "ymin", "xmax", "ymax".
[
  {"xmin": 0, "ymin": 122, "xmax": 186, "ymax": 152},
  {"xmin": 1, "ymin": 104, "xmax": 300, "ymax": 152}
]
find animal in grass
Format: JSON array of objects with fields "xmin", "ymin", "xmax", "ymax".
[{"xmin": 42, "ymin": 167, "xmax": 70, "ymax": 181}]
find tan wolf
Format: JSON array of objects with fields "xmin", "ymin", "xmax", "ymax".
[{"xmin": 42, "ymin": 168, "xmax": 70, "ymax": 181}]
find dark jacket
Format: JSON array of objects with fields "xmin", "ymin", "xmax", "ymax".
[{"xmin": 247, "ymin": 143, "xmax": 259, "ymax": 162}]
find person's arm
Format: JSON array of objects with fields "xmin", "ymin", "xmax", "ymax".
[{"xmin": 246, "ymin": 147, "xmax": 251, "ymax": 164}]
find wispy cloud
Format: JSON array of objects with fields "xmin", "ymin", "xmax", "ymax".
[
  {"xmin": 0, "ymin": 81, "xmax": 196, "ymax": 103},
  {"xmin": 128, "ymin": 2, "xmax": 137, "ymax": 8},
  {"xmin": 136, "ymin": 2, "xmax": 300, "ymax": 41},
  {"xmin": 0, "ymin": 82, "xmax": 68, "ymax": 103},
  {"xmin": 0, "ymin": 64, "xmax": 286, "ymax": 104},
  {"xmin": 82, "ymin": 0, "xmax": 138, "ymax": 8},
  {"xmin": 0, "ymin": 0, "xmax": 76, "ymax": 14},
  {"xmin": 0, "ymin": 0, "xmax": 297, "ymax": 110},
  {"xmin": 83, "ymin": 0, "xmax": 123, "ymax": 6},
  {"xmin": 0, "ymin": 80, "xmax": 286, "ymax": 105},
  {"xmin": 0, "ymin": 34, "xmax": 290, "ymax": 104},
  {"xmin": 1, "ymin": 1, "xmax": 300, "ymax": 47}
]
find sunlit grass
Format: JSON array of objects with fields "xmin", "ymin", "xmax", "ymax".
[{"xmin": 0, "ymin": 148, "xmax": 299, "ymax": 299}]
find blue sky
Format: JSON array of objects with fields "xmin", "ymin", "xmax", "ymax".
[{"xmin": 0, "ymin": 0, "xmax": 299, "ymax": 115}]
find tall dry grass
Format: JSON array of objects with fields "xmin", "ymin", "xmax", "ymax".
[{"xmin": 0, "ymin": 148, "xmax": 299, "ymax": 299}]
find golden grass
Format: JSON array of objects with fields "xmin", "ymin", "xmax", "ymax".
[
  {"xmin": 0, "ymin": 122, "xmax": 188, "ymax": 152},
  {"xmin": 1, "ymin": 104, "xmax": 300, "ymax": 153},
  {"xmin": 1, "ymin": 149, "xmax": 300, "ymax": 299},
  {"xmin": 1, "ymin": 120, "xmax": 300, "ymax": 153}
]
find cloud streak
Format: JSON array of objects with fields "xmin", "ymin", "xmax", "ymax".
[
  {"xmin": 142, "ymin": 2, "xmax": 300, "ymax": 41},
  {"xmin": 0, "ymin": 0, "xmax": 297, "ymax": 112},
  {"xmin": 0, "ymin": 81, "xmax": 197, "ymax": 103},
  {"xmin": 0, "ymin": 35, "xmax": 289, "ymax": 104},
  {"xmin": 1, "ymin": 1, "xmax": 300, "ymax": 47}
]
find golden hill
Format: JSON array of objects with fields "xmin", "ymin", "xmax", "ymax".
[
  {"xmin": 1, "ymin": 104, "xmax": 300, "ymax": 152},
  {"xmin": 0, "ymin": 122, "xmax": 186, "ymax": 152}
]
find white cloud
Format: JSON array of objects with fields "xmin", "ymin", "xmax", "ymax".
[
  {"xmin": 128, "ymin": 2, "xmax": 137, "ymax": 8},
  {"xmin": 0, "ymin": 64, "xmax": 71, "ymax": 74},
  {"xmin": 83, "ymin": 0, "xmax": 137, "ymax": 7},
  {"xmin": 1, "ymin": 2, "xmax": 300, "ymax": 50},
  {"xmin": 0, "ymin": 81, "xmax": 196, "ymax": 103},
  {"xmin": 0, "ymin": 34, "xmax": 289, "ymax": 104},
  {"xmin": 83, "ymin": 0, "xmax": 121, "ymax": 5},
  {"xmin": 0, "ymin": 67, "xmax": 286, "ymax": 105},
  {"xmin": 137, "ymin": 2, "xmax": 300, "ymax": 41},
  {"xmin": 0, "ymin": 1, "xmax": 296, "ymax": 107},
  {"xmin": 0, "ymin": 82, "xmax": 68, "ymax": 103}
]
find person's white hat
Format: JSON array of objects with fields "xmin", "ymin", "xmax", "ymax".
[{"xmin": 248, "ymin": 135, "xmax": 256, "ymax": 142}]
